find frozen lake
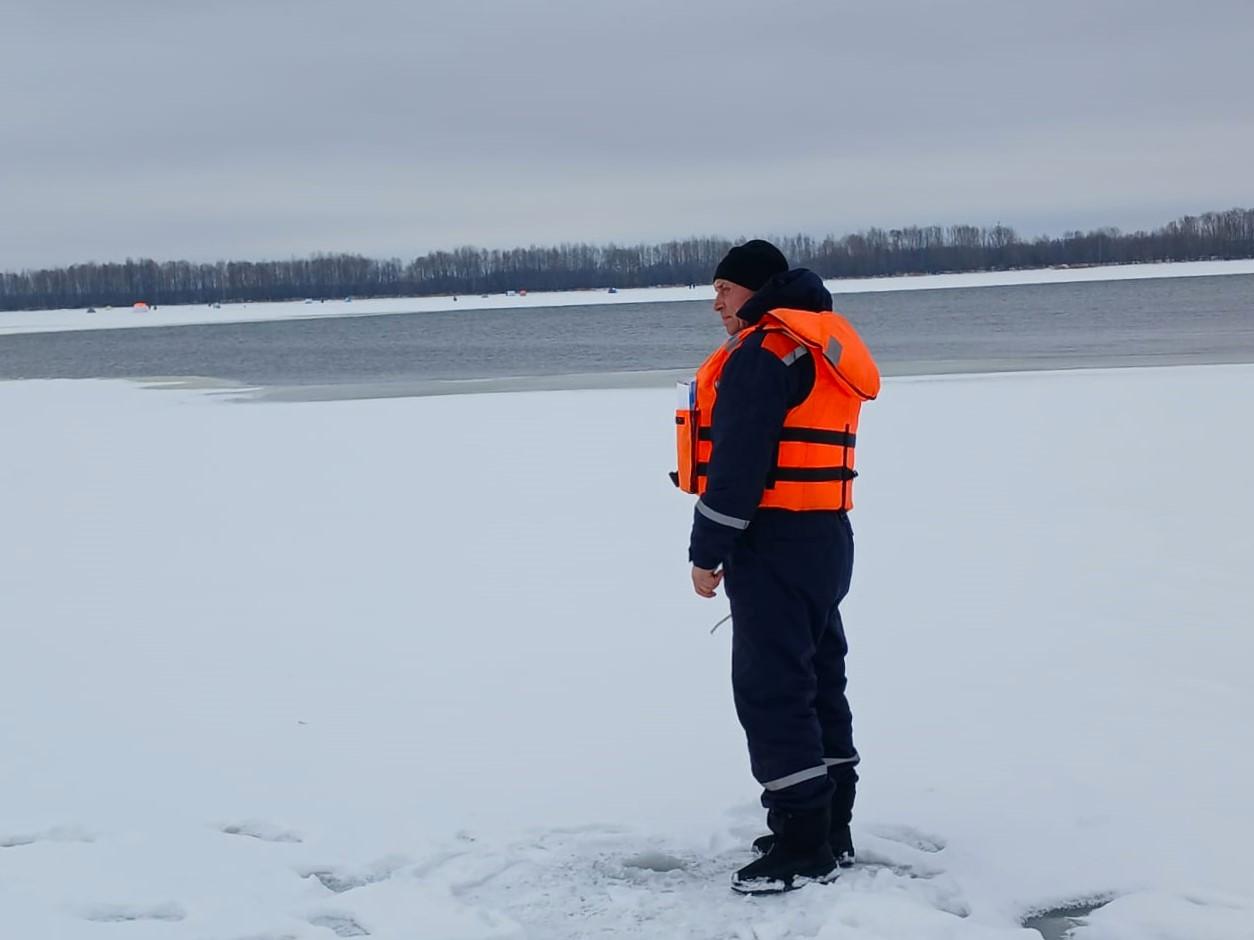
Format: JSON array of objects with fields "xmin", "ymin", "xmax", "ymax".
[
  {"xmin": 3, "ymin": 364, "xmax": 1252, "ymax": 939},
  {"xmin": 1, "ymin": 272, "xmax": 1252, "ymax": 398}
]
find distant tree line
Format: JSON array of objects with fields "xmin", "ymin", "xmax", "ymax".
[{"xmin": 3, "ymin": 207, "xmax": 1252, "ymax": 311}]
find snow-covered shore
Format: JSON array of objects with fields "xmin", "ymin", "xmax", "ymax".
[
  {"xmin": 2, "ymin": 365, "xmax": 1252, "ymax": 938},
  {"xmin": 2, "ymin": 258, "xmax": 1253, "ymax": 336}
]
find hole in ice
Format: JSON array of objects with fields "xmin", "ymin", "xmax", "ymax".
[
  {"xmin": 1022, "ymin": 896, "xmax": 1114, "ymax": 940},
  {"xmin": 622, "ymin": 851, "xmax": 689, "ymax": 872}
]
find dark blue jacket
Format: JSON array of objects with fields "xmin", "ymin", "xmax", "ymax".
[{"xmin": 688, "ymin": 269, "xmax": 835, "ymax": 570}]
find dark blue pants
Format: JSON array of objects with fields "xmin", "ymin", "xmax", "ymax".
[{"xmin": 723, "ymin": 509, "xmax": 858, "ymax": 812}]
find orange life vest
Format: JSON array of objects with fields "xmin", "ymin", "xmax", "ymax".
[{"xmin": 674, "ymin": 308, "xmax": 880, "ymax": 512}]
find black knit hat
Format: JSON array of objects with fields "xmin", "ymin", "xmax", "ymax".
[{"xmin": 713, "ymin": 239, "xmax": 789, "ymax": 291}]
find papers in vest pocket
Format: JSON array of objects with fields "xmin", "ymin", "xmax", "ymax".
[{"xmin": 677, "ymin": 379, "xmax": 696, "ymax": 409}]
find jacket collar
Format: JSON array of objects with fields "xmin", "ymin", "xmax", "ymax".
[{"xmin": 736, "ymin": 269, "xmax": 832, "ymax": 325}]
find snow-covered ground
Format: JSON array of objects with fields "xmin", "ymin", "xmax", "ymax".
[
  {"xmin": 2, "ymin": 365, "xmax": 1253, "ymax": 939},
  {"xmin": 3, "ymin": 258, "xmax": 1253, "ymax": 336}
]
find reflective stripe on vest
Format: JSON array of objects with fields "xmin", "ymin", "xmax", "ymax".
[{"xmin": 673, "ymin": 308, "xmax": 879, "ymax": 513}]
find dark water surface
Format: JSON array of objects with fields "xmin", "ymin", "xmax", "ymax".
[{"xmin": 2, "ymin": 274, "xmax": 1251, "ymax": 398}]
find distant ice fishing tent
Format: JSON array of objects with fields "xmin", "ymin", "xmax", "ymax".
[{"xmin": 132, "ymin": 301, "xmax": 149, "ymax": 311}]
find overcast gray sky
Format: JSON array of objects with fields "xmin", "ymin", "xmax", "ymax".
[{"xmin": 3, "ymin": 0, "xmax": 1252, "ymax": 269}]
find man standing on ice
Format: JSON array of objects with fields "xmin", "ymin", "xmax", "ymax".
[{"xmin": 673, "ymin": 240, "xmax": 880, "ymax": 893}]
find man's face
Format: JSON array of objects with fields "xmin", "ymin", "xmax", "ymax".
[{"xmin": 713, "ymin": 279, "xmax": 755, "ymax": 335}]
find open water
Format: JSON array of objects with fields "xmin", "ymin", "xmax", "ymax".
[{"xmin": 1, "ymin": 274, "xmax": 1251, "ymax": 399}]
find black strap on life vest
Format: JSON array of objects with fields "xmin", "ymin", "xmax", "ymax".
[
  {"xmin": 694, "ymin": 424, "xmax": 858, "ymax": 488},
  {"xmin": 765, "ymin": 421, "xmax": 858, "ymax": 491},
  {"xmin": 697, "ymin": 427, "xmax": 856, "ymax": 446},
  {"xmin": 763, "ymin": 466, "xmax": 858, "ymax": 490},
  {"xmin": 779, "ymin": 427, "xmax": 856, "ymax": 447},
  {"xmin": 696, "ymin": 463, "xmax": 857, "ymax": 483}
]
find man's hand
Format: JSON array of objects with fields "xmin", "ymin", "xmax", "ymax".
[{"xmin": 691, "ymin": 565, "xmax": 723, "ymax": 598}]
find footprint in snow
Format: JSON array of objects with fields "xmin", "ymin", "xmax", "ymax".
[
  {"xmin": 865, "ymin": 822, "xmax": 947, "ymax": 853},
  {"xmin": 220, "ymin": 820, "xmax": 304, "ymax": 843},
  {"xmin": 79, "ymin": 902, "xmax": 186, "ymax": 923},
  {"xmin": 544, "ymin": 823, "xmax": 632, "ymax": 837},
  {"xmin": 0, "ymin": 824, "xmax": 94, "ymax": 848},
  {"xmin": 309, "ymin": 912, "xmax": 370, "ymax": 937},
  {"xmin": 299, "ymin": 855, "xmax": 410, "ymax": 893}
]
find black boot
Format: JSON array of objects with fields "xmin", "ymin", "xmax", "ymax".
[
  {"xmin": 751, "ymin": 825, "xmax": 855, "ymax": 867},
  {"xmin": 829, "ymin": 823, "xmax": 855, "ymax": 868},
  {"xmin": 732, "ymin": 807, "xmax": 838, "ymax": 894},
  {"xmin": 751, "ymin": 765, "xmax": 857, "ymax": 866},
  {"xmin": 829, "ymin": 763, "xmax": 857, "ymax": 867}
]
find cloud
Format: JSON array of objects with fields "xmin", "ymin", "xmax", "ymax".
[{"xmin": 3, "ymin": 0, "xmax": 1252, "ymax": 267}]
